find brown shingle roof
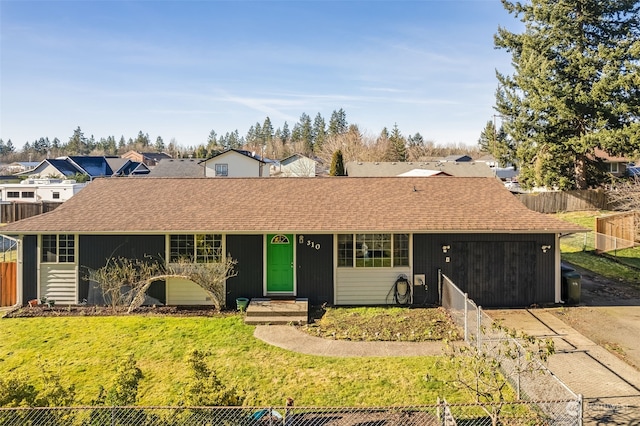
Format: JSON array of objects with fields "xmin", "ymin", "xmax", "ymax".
[{"xmin": 1, "ymin": 177, "xmax": 585, "ymax": 234}]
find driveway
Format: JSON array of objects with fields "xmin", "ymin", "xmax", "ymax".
[{"xmin": 487, "ymin": 264, "xmax": 640, "ymax": 425}]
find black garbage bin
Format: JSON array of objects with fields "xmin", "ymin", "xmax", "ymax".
[{"xmin": 561, "ymin": 263, "xmax": 581, "ymax": 305}]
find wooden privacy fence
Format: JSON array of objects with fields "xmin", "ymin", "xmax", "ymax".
[
  {"xmin": 516, "ymin": 189, "xmax": 608, "ymax": 213},
  {"xmin": 595, "ymin": 211, "xmax": 639, "ymax": 253},
  {"xmin": 0, "ymin": 201, "xmax": 62, "ymax": 223},
  {"xmin": 0, "ymin": 261, "xmax": 17, "ymax": 306}
]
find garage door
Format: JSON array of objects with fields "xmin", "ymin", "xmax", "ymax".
[{"xmin": 452, "ymin": 241, "xmax": 536, "ymax": 307}]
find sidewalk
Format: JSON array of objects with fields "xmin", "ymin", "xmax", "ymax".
[{"xmin": 254, "ymin": 325, "xmax": 445, "ymax": 357}]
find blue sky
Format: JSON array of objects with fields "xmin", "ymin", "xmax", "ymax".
[{"xmin": 1, "ymin": 0, "xmax": 520, "ymax": 150}]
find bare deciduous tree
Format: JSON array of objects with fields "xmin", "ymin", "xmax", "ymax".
[
  {"xmin": 86, "ymin": 254, "xmax": 237, "ymax": 313},
  {"xmin": 168, "ymin": 256, "xmax": 237, "ymax": 310},
  {"xmin": 609, "ymin": 176, "xmax": 640, "ymax": 211},
  {"xmin": 85, "ymin": 257, "xmax": 165, "ymax": 313},
  {"xmin": 438, "ymin": 323, "xmax": 554, "ymax": 426}
]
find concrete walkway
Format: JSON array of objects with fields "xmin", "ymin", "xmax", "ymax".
[{"xmin": 254, "ymin": 325, "xmax": 445, "ymax": 357}]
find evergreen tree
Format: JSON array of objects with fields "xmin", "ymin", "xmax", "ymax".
[
  {"xmin": 478, "ymin": 120, "xmax": 512, "ymax": 167},
  {"xmin": 33, "ymin": 137, "xmax": 50, "ymax": 155},
  {"xmin": 297, "ymin": 113, "xmax": 313, "ymax": 154},
  {"xmin": 51, "ymin": 138, "xmax": 61, "ymax": 155},
  {"xmin": 290, "ymin": 123, "xmax": 302, "ymax": 146},
  {"xmin": 87, "ymin": 134, "xmax": 96, "ymax": 152},
  {"xmin": 262, "ymin": 117, "xmax": 274, "ymax": 143},
  {"xmin": 495, "ymin": 0, "xmax": 640, "ymax": 189},
  {"xmin": 329, "ymin": 108, "xmax": 348, "ymax": 136},
  {"xmin": 66, "ymin": 127, "xmax": 88, "ymax": 155},
  {"xmin": 313, "ymin": 113, "xmax": 327, "ymax": 153},
  {"xmin": 134, "ymin": 131, "xmax": 150, "ymax": 148},
  {"xmin": 408, "ymin": 132, "xmax": 424, "ymax": 147},
  {"xmin": 385, "ymin": 124, "xmax": 407, "ymax": 162},
  {"xmin": 118, "ymin": 136, "xmax": 126, "ymax": 152},
  {"xmin": 155, "ymin": 136, "xmax": 165, "ymax": 153},
  {"xmin": 206, "ymin": 130, "xmax": 217, "ymax": 147},
  {"xmin": 330, "ymin": 149, "xmax": 345, "ymax": 176},
  {"xmin": 281, "ymin": 121, "xmax": 290, "ymax": 144},
  {"xmin": 104, "ymin": 136, "xmax": 117, "ymax": 155}
]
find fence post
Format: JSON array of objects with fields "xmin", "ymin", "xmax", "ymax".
[
  {"xmin": 578, "ymin": 394, "xmax": 583, "ymax": 426},
  {"xmin": 516, "ymin": 345, "xmax": 521, "ymax": 400},
  {"xmin": 437, "ymin": 269, "xmax": 442, "ymax": 305},
  {"xmin": 477, "ymin": 306, "xmax": 482, "ymax": 350},
  {"xmin": 463, "ymin": 293, "xmax": 469, "ymax": 343}
]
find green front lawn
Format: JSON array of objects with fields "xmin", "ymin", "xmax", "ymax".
[{"xmin": 0, "ymin": 315, "xmax": 463, "ymax": 406}]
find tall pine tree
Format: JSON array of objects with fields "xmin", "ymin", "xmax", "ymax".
[{"xmin": 495, "ymin": 0, "xmax": 640, "ymax": 189}]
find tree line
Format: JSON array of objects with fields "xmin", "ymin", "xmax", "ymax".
[{"xmin": 0, "ymin": 108, "xmax": 480, "ymax": 167}]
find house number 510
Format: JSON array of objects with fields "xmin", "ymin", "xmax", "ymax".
[{"xmin": 298, "ymin": 236, "xmax": 320, "ymax": 250}]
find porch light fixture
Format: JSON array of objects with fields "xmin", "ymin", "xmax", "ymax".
[
  {"xmin": 441, "ymin": 245, "xmax": 451, "ymax": 253},
  {"xmin": 541, "ymin": 245, "xmax": 551, "ymax": 253}
]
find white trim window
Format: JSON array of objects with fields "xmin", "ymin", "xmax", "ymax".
[
  {"xmin": 170, "ymin": 234, "xmax": 222, "ymax": 263},
  {"xmin": 214, "ymin": 163, "xmax": 228, "ymax": 176},
  {"xmin": 338, "ymin": 233, "xmax": 409, "ymax": 268},
  {"xmin": 41, "ymin": 234, "xmax": 75, "ymax": 263}
]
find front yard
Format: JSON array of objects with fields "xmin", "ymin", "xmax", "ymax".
[{"xmin": 0, "ymin": 309, "xmax": 465, "ymax": 407}]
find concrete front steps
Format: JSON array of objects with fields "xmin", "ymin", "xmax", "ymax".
[{"xmin": 243, "ymin": 298, "xmax": 309, "ymax": 325}]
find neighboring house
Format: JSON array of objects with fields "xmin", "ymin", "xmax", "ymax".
[
  {"xmin": 148, "ymin": 158, "xmax": 206, "ymax": 177},
  {"xmin": 593, "ymin": 148, "xmax": 632, "ymax": 177},
  {"xmin": 201, "ymin": 149, "xmax": 270, "ymax": 177},
  {"xmin": 443, "ymin": 154, "xmax": 473, "ymax": 162},
  {"xmin": 121, "ymin": 151, "xmax": 172, "ymax": 168},
  {"xmin": 274, "ymin": 154, "xmax": 320, "ymax": 177},
  {"xmin": 4, "ymin": 162, "xmax": 40, "ymax": 174},
  {"xmin": 2, "ymin": 176, "xmax": 584, "ymax": 308},
  {"xmin": 0, "ymin": 178, "xmax": 86, "ymax": 202},
  {"xmin": 20, "ymin": 156, "xmax": 149, "ymax": 180},
  {"xmin": 345, "ymin": 161, "xmax": 495, "ymax": 178}
]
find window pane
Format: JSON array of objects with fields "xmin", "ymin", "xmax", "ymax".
[
  {"xmin": 337, "ymin": 234, "xmax": 353, "ymax": 267},
  {"xmin": 195, "ymin": 234, "xmax": 222, "ymax": 263},
  {"xmin": 58, "ymin": 234, "xmax": 75, "ymax": 263},
  {"xmin": 393, "ymin": 234, "xmax": 409, "ymax": 266},
  {"xmin": 215, "ymin": 164, "xmax": 228, "ymax": 176},
  {"xmin": 356, "ymin": 234, "xmax": 391, "ymax": 267},
  {"xmin": 42, "ymin": 235, "xmax": 57, "ymax": 262},
  {"xmin": 170, "ymin": 235, "xmax": 194, "ymax": 262}
]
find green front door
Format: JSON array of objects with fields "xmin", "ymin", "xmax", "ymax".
[{"xmin": 267, "ymin": 234, "xmax": 294, "ymax": 292}]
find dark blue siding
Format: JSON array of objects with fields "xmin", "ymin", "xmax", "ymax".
[
  {"xmin": 78, "ymin": 235, "xmax": 166, "ymax": 304},
  {"xmin": 22, "ymin": 235, "xmax": 37, "ymax": 302},
  {"xmin": 226, "ymin": 235, "xmax": 263, "ymax": 308},
  {"xmin": 296, "ymin": 234, "xmax": 333, "ymax": 306}
]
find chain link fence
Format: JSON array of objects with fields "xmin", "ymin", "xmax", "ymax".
[
  {"xmin": 439, "ymin": 272, "xmax": 582, "ymax": 424},
  {"xmin": 560, "ymin": 231, "xmax": 640, "ymax": 270},
  {"xmin": 0, "ymin": 401, "xmax": 582, "ymax": 426}
]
